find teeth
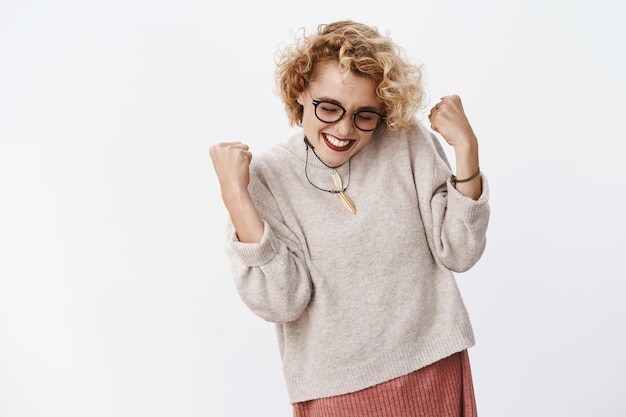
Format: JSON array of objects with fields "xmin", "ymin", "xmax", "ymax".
[{"xmin": 326, "ymin": 134, "xmax": 351, "ymax": 148}]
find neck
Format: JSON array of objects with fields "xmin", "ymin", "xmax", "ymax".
[
  {"xmin": 304, "ymin": 137, "xmax": 346, "ymax": 169},
  {"xmin": 304, "ymin": 137, "xmax": 352, "ymax": 193}
]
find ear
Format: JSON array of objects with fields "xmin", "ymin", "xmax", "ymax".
[{"xmin": 296, "ymin": 93, "xmax": 304, "ymax": 105}]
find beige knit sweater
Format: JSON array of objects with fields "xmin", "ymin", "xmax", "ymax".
[{"xmin": 225, "ymin": 119, "xmax": 490, "ymax": 403}]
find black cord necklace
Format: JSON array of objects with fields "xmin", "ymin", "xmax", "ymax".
[{"xmin": 304, "ymin": 137, "xmax": 356, "ymax": 214}]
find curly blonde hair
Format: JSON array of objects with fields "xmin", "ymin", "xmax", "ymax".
[{"xmin": 274, "ymin": 20, "xmax": 425, "ymax": 133}]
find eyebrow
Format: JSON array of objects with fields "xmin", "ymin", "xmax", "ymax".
[{"xmin": 313, "ymin": 94, "xmax": 381, "ymax": 113}]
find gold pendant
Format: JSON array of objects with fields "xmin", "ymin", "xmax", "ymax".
[
  {"xmin": 337, "ymin": 192, "xmax": 356, "ymax": 214},
  {"xmin": 330, "ymin": 169, "xmax": 356, "ymax": 214}
]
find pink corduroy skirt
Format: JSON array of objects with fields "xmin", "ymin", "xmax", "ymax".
[{"xmin": 292, "ymin": 350, "xmax": 477, "ymax": 417}]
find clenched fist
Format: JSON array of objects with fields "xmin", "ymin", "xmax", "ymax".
[
  {"xmin": 209, "ymin": 142, "xmax": 253, "ymax": 199},
  {"xmin": 428, "ymin": 95, "xmax": 478, "ymax": 150}
]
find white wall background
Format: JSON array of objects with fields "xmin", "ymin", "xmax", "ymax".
[{"xmin": 1, "ymin": 0, "xmax": 624, "ymax": 416}]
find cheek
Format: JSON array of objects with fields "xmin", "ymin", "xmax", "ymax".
[
  {"xmin": 355, "ymin": 134, "xmax": 374, "ymax": 149},
  {"xmin": 302, "ymin": 110, "xmax": 324, "ymax": 132}
]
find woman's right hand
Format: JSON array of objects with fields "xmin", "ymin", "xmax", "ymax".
[
  {"xmin": 209, "ymin": 142, "xmax": 264, "ymax": 243},
  {"xmin": 209, "ymin": 142, "xmax": 253, "ymax": 200}
]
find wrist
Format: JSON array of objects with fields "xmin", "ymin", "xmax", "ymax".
[
  {"xmin": 452, "ymin": 133, "xmax": 478, "ymax": 153},
  {"xmin": 451, "ymin": 167, "xmax": 480, "ymax": 185},
  {"xmin": 221, "ymin": 185, "xmax": 252, "ymax": 210}
]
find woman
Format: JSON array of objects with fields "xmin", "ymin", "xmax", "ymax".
[{"xmin": 210, "ymin": 20, "xmax": 490, "ymax": 417}]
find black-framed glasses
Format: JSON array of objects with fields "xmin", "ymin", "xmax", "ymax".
[{"xmin": 308, "ymin": 90, "xmax": 385, "ymax": 132}]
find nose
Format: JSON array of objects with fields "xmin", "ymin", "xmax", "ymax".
[{"xmin": 334, "ymin": 114, "xmax": 355, "ymax": 136}]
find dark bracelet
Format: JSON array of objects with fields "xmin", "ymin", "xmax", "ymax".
[{"xmin": 450, "ymin": 167, "xmax": 480, "ymax": 185}]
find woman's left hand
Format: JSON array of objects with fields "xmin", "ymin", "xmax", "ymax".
[
  {"xmin": 429, "ymin": 94, "xmax": 482, "ymax": 199},
  {"xmin": 428, "ymin": 95, "xmax": 477, "ymax": 150}
]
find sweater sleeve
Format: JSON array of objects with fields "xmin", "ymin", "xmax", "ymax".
[
  {"xmin": 418, "ymin": 128, "xmax": 490, "ymax": 273},
  {"xmin": 431, "ymin": 175, "xmax": 490, "ymax": 272},
  {"xmin": 224, "ymin": 166, "xmax": 313, "ymax": 324}
]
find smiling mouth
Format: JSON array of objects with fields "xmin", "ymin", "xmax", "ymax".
[{"xmin": 323, "ymin": 133, "xmax": 355, "ymax": 152}]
